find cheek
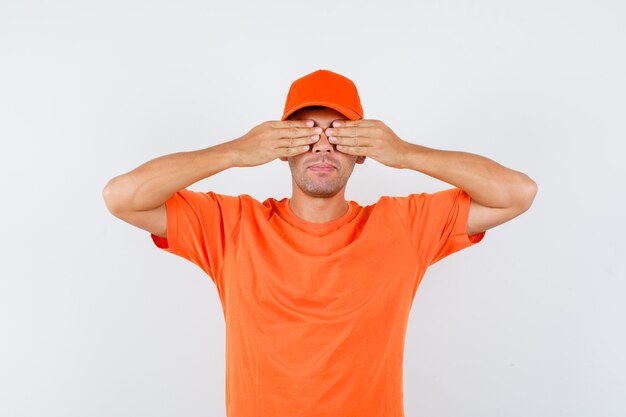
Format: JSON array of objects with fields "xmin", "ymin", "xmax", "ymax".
[
  {"xmin": 337, "ymin": 154, "xmax": 358, "ymax": 165},
  {"xmin": 289, "ymin": 155, "xmax": 307, "ymax": 169}
]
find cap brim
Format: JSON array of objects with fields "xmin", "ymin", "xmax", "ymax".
[{"xmin": 281, "ymin": 101, "xmax": 361, "ymax": 121}]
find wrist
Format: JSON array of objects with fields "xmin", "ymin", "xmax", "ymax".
[
  {"xmin": 400, "ymin": 142, "xmax": 431, "ymax": 170},
  {"xmin": 211, "ymin": 139, "xmax": 244, "ymax": 168}
]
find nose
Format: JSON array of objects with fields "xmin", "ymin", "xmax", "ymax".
[{"xmin": 310, "ymin": 128, "xmax": 334, "ymax": 153}]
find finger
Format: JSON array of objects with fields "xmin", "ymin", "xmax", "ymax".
[
  {"xmin": 328, "ymin": 136, "xmax": 372, "ymax": 147},
  {"xmin": 331, "ymin": 119, "xmax": 377, "ymax": 127},
  {"xmin": 277, "ymin": 135, "xmax": 320, "ymax": 149},
  {"xmin": 269, "ymin": 119, "xmax": 314, "ymax": 128},
  {"xmin": 335, "ymin": 144, "xmax": 367, "ymax": 155},
  {"xmin": 277, "ymin": 126, "xmax": 322, "ymax": 139},
  {"xmin": 279, "ymin": 144, "xmax": 313, "ymax": 157},
  {"xmin": 325, "ymin": 125, "xmax": 372, "ymax": 139}
]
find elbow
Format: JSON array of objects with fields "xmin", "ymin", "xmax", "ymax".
[
  {"xmin": 102, "ymin": 179, "xmax": 121, "ymax": 215},
  {"xmin": 102, "ymin": 176, "xmax": 133, "ymax": 215},
  {"xmin": 515, "ymin": 176, "xmax": 538, "ymax": 212}
]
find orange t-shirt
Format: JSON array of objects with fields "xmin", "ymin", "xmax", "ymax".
[{"xmin": 151, "ymin": 187, "xmax": 485, "ymax": 417}]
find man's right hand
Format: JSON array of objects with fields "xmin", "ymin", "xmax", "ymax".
[{"xmin": 229, "ymin": 120, "xmax": 323, "ymax": 167}]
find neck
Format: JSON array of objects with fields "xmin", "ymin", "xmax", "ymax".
[{"xmin": 288, "ymin": 192, "xmax": 349, "ymax": 223}]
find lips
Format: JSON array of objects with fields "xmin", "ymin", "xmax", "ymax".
[{"xmin": 309, "ymin": 163, "xmax": 335, "ymax": 169}]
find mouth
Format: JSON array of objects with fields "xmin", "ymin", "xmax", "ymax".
[
  {"xmin": 308, "ymin": 163, "xmax": 336, "ymax": 172},
  {"xmin": 308, "ymin": 163, "xmax": 336, "ymax": 169}
]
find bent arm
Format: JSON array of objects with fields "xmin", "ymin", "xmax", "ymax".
[
  {"xmin": 402, "ymin": 144, "xmax": 536, "ymax": 209},
  {"xmin": 401, "ymin": 143, "xmax": 537, "ymax": 235},
  {"xmin": 102, "ymin": 141, "xmax": 239, "ymax": 214}
]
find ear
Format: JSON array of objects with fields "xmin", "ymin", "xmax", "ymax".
[
  {"xmin": 279, "ymin": 156, "xmax": 288, "ymax": 162},
  {"xmin": 356, "ymin": 156, "xmax": 366, "ymax": 164}
]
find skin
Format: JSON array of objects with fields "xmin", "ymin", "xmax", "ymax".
[
  {"xmin": 320, "ymin": 116, "xmax": 538, "ymax": 237},
  {"xmin": 278, "ymin": 107, "xmax": 366, "ymax": 223},
  {"xmin": 102, "ymin": 105, "xmax": 537, "ymax": 240}
]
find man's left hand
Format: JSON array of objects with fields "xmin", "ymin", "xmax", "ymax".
[{"xmin": 324, "ymin": 119, "xmax": 411, "ymax": 169}]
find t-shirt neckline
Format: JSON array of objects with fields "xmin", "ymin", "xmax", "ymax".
[{"xmin": 282, "ymin": 198, "xmax": 357, "ymax": 229}]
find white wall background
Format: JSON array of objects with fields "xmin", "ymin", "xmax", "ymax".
[{"xmin": 1, "ymin": 0, "xmax": 624, "ymax": 416}]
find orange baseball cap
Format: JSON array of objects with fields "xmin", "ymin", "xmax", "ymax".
[{"xmin": 281, "ymin": 69, "xmax": 364, "ymax": 121}]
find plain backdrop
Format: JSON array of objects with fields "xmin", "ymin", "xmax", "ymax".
[{"xmin": 1, "ymin": 1, "xmax": 624, "ymax": 416}]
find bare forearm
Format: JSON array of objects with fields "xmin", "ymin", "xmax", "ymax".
[
  {"xmin": 103, "ymin": 141, "xmax": 239, "ymax": 212},
  {"xmin": 401, "ymin": 143, "xmax": 537, "ymax": 208}
]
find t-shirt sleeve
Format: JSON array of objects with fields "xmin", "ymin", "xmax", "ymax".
[
  {"xmin": 150, "ymin": 188, "xmax": 242, "ymax": 288},
  {"xmin": 388, "ymin": 187, "xmax": 486, "ymax": 266}
]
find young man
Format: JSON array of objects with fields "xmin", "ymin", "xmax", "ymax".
[{"xmin": 103, "ymin": 69, "xmax": 537, "ymax": 417}]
